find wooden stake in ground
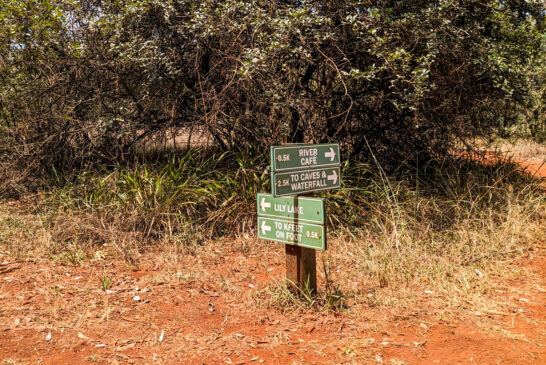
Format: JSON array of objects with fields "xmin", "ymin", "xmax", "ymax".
[
  {"xmin": 285, "ymin": 192, "xmax": 317, "ymax": 294},
  {"xmin": 285, "ymin": 244, "xmax": 317, "ymax": 294}
]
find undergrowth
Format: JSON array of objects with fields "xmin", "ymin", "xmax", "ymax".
[
  {"xmin": 45, "ymin": 148, "xmax": 268, "ymax": 241},
  {"xmin": 1, "ymin": 147, "xmax": 544, "ymax": 312}
]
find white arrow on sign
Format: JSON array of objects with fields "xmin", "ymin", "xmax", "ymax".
[
  {"xmin": 261, "ymin": 220, "xmax": 271, "ymax": 235},
  {"xmin": 327, "ymin": 170, "xmax": 338, "ymax": 184},
  {"xmin": 260, "ymin": 197, "xmax": 271, "ymax": 212},
  {"xmin": 324, "ymin": 147, "xmax": 336, "ymax": 162}
]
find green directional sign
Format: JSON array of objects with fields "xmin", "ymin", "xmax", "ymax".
[
  {"xmin": 271, "ymin": 143, "xmax": 340, "ymax": 172},
  {"xmin": 259, "ymin": 143, "xmax": 340, "ymax": 251},
  {"xmin": 272, "ymin": 166, "xmax": 341, "ymax": 197},
  {"xmin": 256, "ymin": 193, "xmax": 325, "ymax": 224},
  {"xmin": 257, "ymin": 217, "xmax": 326, "ymax": 250}
]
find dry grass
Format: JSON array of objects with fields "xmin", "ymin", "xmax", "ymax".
[
  {"xmin": 0, "ymin": 148, "xmax": 544, "ymax": 321},
  {"xmin": 477, "ymin": 137, "xmax": 546, "ymax": 161}
]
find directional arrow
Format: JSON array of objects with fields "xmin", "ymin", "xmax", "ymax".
[
  {"xmin": 271, "ymin": 144, "xmax": 340, "ymax": 172},
  {"xmin": 327, "ymin": 170, "xmax": 338, "ymax": 184},
  {"xmin": 272, "ymin": 167, "xmax": 340, "ymax": 196},
  {"xmin": 324, "ymin": 147, "xmax": 336, "ymax": 162},
  {"xmin": 260, "ymin": 197, "xmax": 271, "ymax": 212},
  {"xmin": 257, "ymin": 216, "xmax": 326, "ymax": 250},
  {"xmin": 261, "ymin": 220, "xmax": 271, "ymax": 235}
]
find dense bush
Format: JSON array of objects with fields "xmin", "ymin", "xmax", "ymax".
[{"xmin": 0, "ymin": 0, "xmax": 544, "ymax": 194}]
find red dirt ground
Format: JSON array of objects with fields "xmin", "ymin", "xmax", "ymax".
[
  {"xmin": 1, "ymin": 244, "xmax": 544, "ymax": 364},
  {"xmin": 465, "ymin": 150, "xmax": 546, "ymax": 179}
]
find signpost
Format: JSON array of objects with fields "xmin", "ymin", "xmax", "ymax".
[
  {"xmin": 271, "ymin": 144, "xmax": 341, "ymax": 197},
  {"xmin": 271, "ymin": 144, "xmax": 340, "ymax": 172},
  {"xmin": 272, "ymin": 166, "xmax": 340, "ymax": 196},
  {"xmin": 257, "ymin": 217, "xmax": 325, "ymax": 250},
  {"xmin": 256, "ymin": 193, "xmax": 325, "ymax": 224},
  {"xmin": 257, "ymin": 143, "xmax": 341, "ymax": 294}
]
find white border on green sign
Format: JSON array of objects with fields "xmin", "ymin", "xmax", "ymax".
[
  {"xmin": 257, "ymin": 217, "xmax": 326, "ymax": 250},
  {"xmin": 272, "ymin": 166, "xmax": 341, "ymax": 197},
  {"xmin": 271, "ymin": 143, "xmax": 340, "ymax": 172}
]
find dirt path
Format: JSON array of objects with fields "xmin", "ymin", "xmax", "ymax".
[
  {"xmin": 0, "ymin": 245, "xmax": 544, "ymax": 364},
  {"xmin": 465, "ymin": 150, "xmax": 546, "ymax": 179},
  {"xmin": 520, "ymin": 158, "xmax": 546, "ymax": 178}
]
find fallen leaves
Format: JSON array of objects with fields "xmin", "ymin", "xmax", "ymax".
[{"xmin": 78, "ymin": 332, "xmax": 91, "ymax": 340}]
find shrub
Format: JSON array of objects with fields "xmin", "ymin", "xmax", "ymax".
[{"xmin": 0, "ymin": 0, "xmax": 544, "ymax": 195}]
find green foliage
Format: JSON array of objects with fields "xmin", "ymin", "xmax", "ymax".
[
  {"xmin": 47, "ymin": 148, "xmax": 268, "ymax": 239},
  {"xmin": 506, "ymin": 30, "xmax": 546, "ymax": 141},
  {"xmin": 0, "ymin": 1, "xmax": 544, "ymax": 195},
  {"xmin": 100, "ymin": 274, "xmax": 112, "ymax": 290}
]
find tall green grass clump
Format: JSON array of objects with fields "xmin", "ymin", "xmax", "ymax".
[{"xmin": 44, "ymin": 148, "xmax": 269, "ymax": 243}]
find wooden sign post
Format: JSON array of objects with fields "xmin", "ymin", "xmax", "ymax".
[
  {"xmin": 257, "ymin": 143, "xmax": 340, "ymax": 294},
  {"xmin": 285, "ymin": 244, "xmax": 316, "ymax": 294}
]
